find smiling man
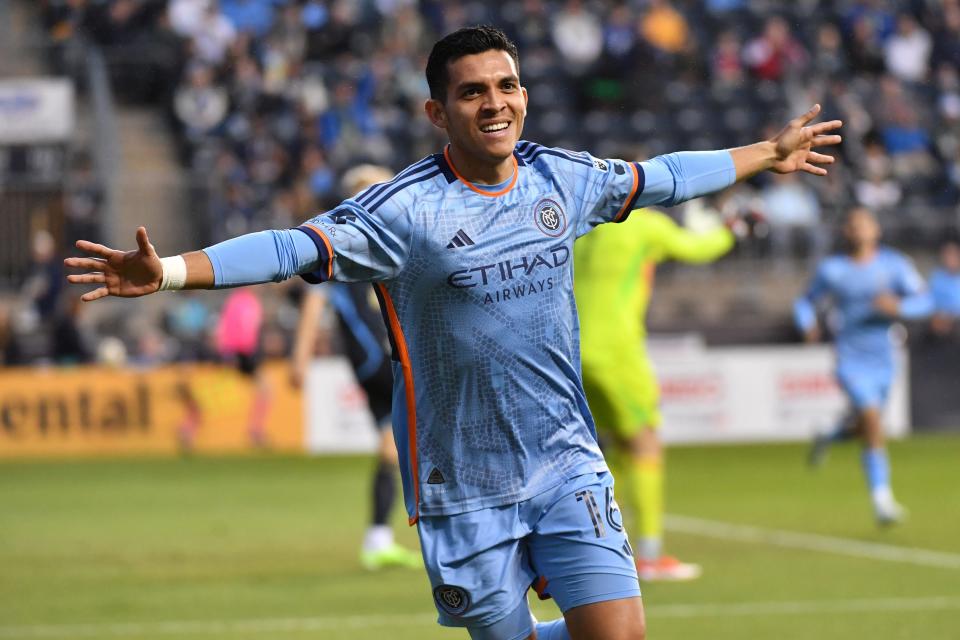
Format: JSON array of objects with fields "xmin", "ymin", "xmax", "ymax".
[{"xmin": 66, "ymin": 26, "xmax": 841, "ymax": 640}]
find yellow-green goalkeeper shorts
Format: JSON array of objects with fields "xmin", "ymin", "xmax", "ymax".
[{"xmin": 581, "ymin": 352, "xmax": 661, "ymax": 438}]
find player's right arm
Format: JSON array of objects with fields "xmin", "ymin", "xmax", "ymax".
[
  {"xmin": 794, "ymin": 261, "xmax": 831, "ymax": 343},
  {"xmin": 66, "ymin": 195, "xmax": 413, "ymax": 301}
]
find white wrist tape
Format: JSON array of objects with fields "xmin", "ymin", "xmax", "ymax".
[{"xmin": 158, "ymin": 255, "xmax": 188, "ymax": 291}]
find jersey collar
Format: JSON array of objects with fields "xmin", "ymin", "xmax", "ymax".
[{"xmin": 442, "ymin": 145, "xmax": 518, "ymax": 197}]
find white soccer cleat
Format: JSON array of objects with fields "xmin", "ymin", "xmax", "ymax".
[{"xmin": 874, "ymin": 498, "xmax": 907, "ymax": 527}]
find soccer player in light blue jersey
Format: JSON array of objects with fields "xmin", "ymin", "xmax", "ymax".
[
  {"xmin": 929, "ymin": 235, "xmax": 960, "ymax": 336},
  {"xmin": 66, "ymin": 25, "xmax": 842, "ymax": 640},
  {"xmin": 795, "ymin": 207, "xmax": 932, "ymax": 526}
]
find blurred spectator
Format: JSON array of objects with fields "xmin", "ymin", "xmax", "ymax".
[
  {"xmin": 550, "ymin": 0, "xmax": 603, "ymax": 72},
  {"xmin": 51, "ymin": 295, "xmax": 93, "ymax": 365},
  {"xmin": 214, "ymin": 288, "xmax": 271, "ymax": 448},
  {"xmin": 812, "ymin": 23, "xmax": 847, "ymax": 78},
  {"xmin": 711, "ymin": 29, "xmax": 744, "ymax": 89},
  {"xmin": 760, "ymin": 173, "xmax": 826, "ymax": 260},
  {"xmin": 0, "ymin": 303, "xmax": 25, "ymax": 366},
  {"xmin": 601, "ymin": 4, "xmax": 638, "ymax": 66},
  {"xmin": 883, "ymin": 13, "xmax": 932, "ymax": 83},
  {"xmin": 846, "ymin": 13, "xmax": 887, "ymax": 75},
  {"xmin": 219, "ymin": 0, "xmax": 274, "ymax": 38},
  {"xmin": 64, "ymin": 152, "xmax": 103, "ymax": 246},
  {"xmin": 168, "ymin": 0, "xmax": 208, "ymax": 38},
  {"xmin": 164, "ymin": 291, "xmax": 214, "ymax": 361},
  {"xmin": 929, "ymin": 236, "xmax": 960, "ymax": 336},
  {"xmin": 932, "ymin": 2, "xmax": 960, "ymax": 70},
  {"xmin": 743, "ymin": 16, "xmax": 808, "ymax": 82},
  {"xmin": 881, "ymin": 103, "xmax": 936, "ymax": 180},
  {"xmin": 22, "ymin": 230, "xmax": 62, "ymax": 322},
  {"xmin": 706, "ymin": 0, "xmax": 746, "ymax": 16},
  {"xmin": 855, "ymin": 166, "xmax": 902, "ymax": 211},
  {"xmin": 173, "ymin": 62, "xmax": 229, "ymax": 142},
  {"xmin": 639, "ymin": 0, "xmax": 691, "ymax": 57},
  {"xmin": 190, "ymin": 1, "xmax": 237, "ymax": 66}
]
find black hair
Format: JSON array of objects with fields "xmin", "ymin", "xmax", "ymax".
[{"xmin": 425, "ymin": 25, "xmax": 520, "ymax": 102}]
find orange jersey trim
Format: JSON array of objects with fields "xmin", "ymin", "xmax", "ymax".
[
  {"xmin": 375, "ymin": 283, "xmax": 420, "ymax": 525},
  {"xmin": 613, "ymin": 162, "xmax": 640, "ymax": 223},
  {"xmin": 443, "ymin": 145, "xmax": 518, "ymax": 197},
  {"xmin": 302, "ymin": 223, "xmax": 335, "ymax": 280}
]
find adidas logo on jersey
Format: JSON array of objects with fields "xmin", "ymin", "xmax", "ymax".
[
  {"xmin": 446, "ymin": 229, "xmax": 475, "ymax": 249},
  {"xmin": 427, "ymin": 467, "xmax": 446, "ymax": 484}
]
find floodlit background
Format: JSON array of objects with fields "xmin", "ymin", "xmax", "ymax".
[{"xmin": 1, "ymin": 1, "xmax": 959, "ymax": 639}]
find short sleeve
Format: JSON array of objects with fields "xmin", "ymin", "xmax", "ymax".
[
  {"xmin": 571, "ymin": 152, "xmax": 645, "ymax": 236},
  {"xmin": 296, "ymin": 197, "xmax": 412, "ymax": 284},
  {"xmin": 893, "ymin": 254, "xmax": 925, "ymax": 296}
]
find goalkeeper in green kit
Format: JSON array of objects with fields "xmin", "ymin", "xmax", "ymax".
[{"xmin": 574, "ymin": 207, "xmax": 735, "ymax": 582}]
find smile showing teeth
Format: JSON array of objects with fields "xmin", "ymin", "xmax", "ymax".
[{"xmin": 480, "ymin": 122, "xmax": 509, "ymax": 133}]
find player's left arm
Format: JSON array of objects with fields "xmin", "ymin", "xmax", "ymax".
[{"xmin": 639, "ymin": 104, "xmax": 841, "ymax": 205}]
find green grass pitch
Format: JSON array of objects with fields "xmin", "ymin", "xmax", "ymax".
[{"xmin": 2, "ymin": 435, "xmax": 959, "ymax": 639}]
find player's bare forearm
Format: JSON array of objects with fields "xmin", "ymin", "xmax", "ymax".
[
  {"xmin": 182, "ymin": 251, "xmax": 215, "ymax": 289},
  {"xmin": 730, "ymin": 141, "xmax": 778, "ymax": 181}
]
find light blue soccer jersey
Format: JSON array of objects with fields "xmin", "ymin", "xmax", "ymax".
[
  {"xmin": 794, "ymin": 247, "xmax": 931, "ymax": 372},
  {"xmin": 930, "ymin": 268, "xmax": 960, "ymax": 316},
  {"xmin": 296, "ymin": 142, "xmax": 685, "ymax": 522}
]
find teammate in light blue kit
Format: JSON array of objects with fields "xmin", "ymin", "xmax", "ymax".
[
  {"xmin": 795, "ymin": 207, "xmax": 932, "ymax": 525},
  {"xmin": 66, "ymin": 26, "xmax": 842, "ymax": 640},
  {"xmin": 928, "ymin": 235, "xmax": 960, "ymax": 336}
]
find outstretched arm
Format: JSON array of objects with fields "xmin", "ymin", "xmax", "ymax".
[
  {"xmin": 64, "ymin": 227, "xmax": 215, "ymax": 301},
  {"xmin": 65, "ymin": 226, "xmax": 319, "ymax": 302},
  {"xmin": 636, "ymin": 105, "xmax": 841, "ymax": 209}
]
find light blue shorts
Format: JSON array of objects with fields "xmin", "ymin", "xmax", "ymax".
[
  {"xmin": 836, "ymin": 366, "xmax": 892, "ymax": 410},
  {"xmin": 417, "ymin": 472, "xmax": 640, "ymax": 640}
]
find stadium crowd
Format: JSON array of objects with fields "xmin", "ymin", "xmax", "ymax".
[{"xmin": 4, "ymin": 0, "xmax": 960, "ymax": 367}]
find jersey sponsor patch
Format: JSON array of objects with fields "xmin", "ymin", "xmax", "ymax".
[
  {"xmin": 533, "ymin": 198, "xmax": 567, "ymax": 237},
  {"xmin": 433, "ymin": 584, "xmax": 470, "ymax": 616}
]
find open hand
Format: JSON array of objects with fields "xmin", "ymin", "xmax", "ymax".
[
  {"xmin": 770, "ymin": 104, "xmax": 842, "ymax": 176},
  {"xmin": 64, "ymin": 227, "xmax": 163, "ymax": 302}
]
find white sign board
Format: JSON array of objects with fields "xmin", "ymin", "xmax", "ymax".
[
  {"xmin": 304, "ymin": 357, "xmax": 379, "ymax": 453},
  {"xmin": 650, "ymin": 342, "xmax": 909, "ymax": 444},
  {"xmin": 0, "ymin": 78, "xmax": 75, "ymax": 144},
  {"xmin": 303, "ymin": 344, "xmax": 910, "ymax": 452}
]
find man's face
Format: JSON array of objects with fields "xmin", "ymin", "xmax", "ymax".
[
  {"xmin": 941, "ymin": 243, "xmax": 960, "ymax": 272},
  {"xmin": 426, "ymin": 49, "xmax": 528, "ymax": 167},
  {"xmin": 844, "ymin": 208, "xmax": 881, "ymax": 250}
]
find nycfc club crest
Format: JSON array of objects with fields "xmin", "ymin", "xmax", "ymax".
[
  {"xmin": 533, "ymin": 198, "xmax": 567, "ymax": 237},
  {"xmin": 434, "ymin": 584, "xmax": 471, "ymax": 616}
]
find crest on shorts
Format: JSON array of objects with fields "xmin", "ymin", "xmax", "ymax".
[
  {"xmin": 433, "ymin": 584, "xmax": 471, "ymax": 616},
  {"xmin": 533, "ymin": 198, "xmax": 567, "ymax": 237}
]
